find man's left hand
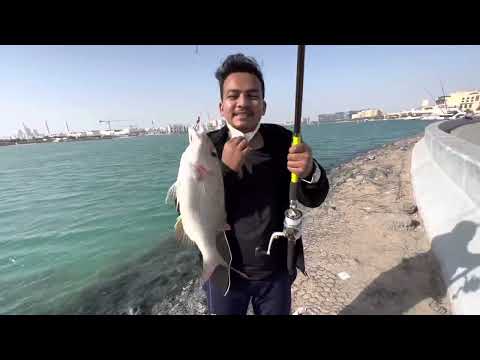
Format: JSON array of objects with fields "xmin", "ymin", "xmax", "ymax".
[{"xmin": 287, "ymin": 143, "xmax": 313, "ymax": 179}]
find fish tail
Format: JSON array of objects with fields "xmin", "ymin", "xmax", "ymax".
[{"xmin": 201, "ymin": 253, "xmax": 231, "ymax": 296}]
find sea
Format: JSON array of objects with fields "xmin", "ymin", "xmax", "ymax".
[{"xmin": 0, "ymin": 120, "xmax": 435, "ymax": 314}]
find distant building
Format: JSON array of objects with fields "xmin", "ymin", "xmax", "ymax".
[
  {"xmin": 114, "ymin": 128, "xmax": 130, "ymax": 136},
  {"xmin": 437, "ymin": 90, "xmax": 480, "ymax": 113},
  {"xmin": 352, "ymin": 109, "xmax": 384, "ymax": 121},
  {"xmin": 317, "ymin": 110, "xmax": 360, "ymax": 123},
  {"xmin": 317, "ymin": 113, "xmax": 336, "ymax": 122},
  {"xmin": 167, "ymin": 124, "xmax": 187, "ymax": 134},
  {"xmin": 22, "ymin": 123, "xmax": 34, "ymax": 139},
  {"xmin": 100, "ymin": 129, "xmax": 113, "ymax": 136},
  {"xmin": 207, "ymin": 118, "xmax": 225, "ymax": 131},
  {"xmin": 384, "ymin": 112, "xmax": 402, "ymax": 119}
]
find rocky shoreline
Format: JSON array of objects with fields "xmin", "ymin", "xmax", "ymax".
[{"xmin": 151, "ymin": 135, "xmax": 450, "ymax": 315}]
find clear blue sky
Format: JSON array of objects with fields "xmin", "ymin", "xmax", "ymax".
[{"xmin": 1, "ymin": 45, "xmax": 479, "ymax": 137}]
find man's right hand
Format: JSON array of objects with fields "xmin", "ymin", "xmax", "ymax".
[{"xmin": 222, "ymin": 137, "xmax": 251, "ymax": 173}]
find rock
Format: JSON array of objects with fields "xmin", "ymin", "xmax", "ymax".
[
  {"xmin": 402, "ymin": 203, "xmax": 418, "ymax": 215},
  {"xmin": 391, "ymin": 215, "xmax": 420, "ymax": 231},
  {"xmin": 330, "ymin": 206, "xmax": 337, "ymax": 211},
  {"xmin": 367, "ymin": 155, "xmax": 376, "ymax": 161},
  {"xmin": 410, "ymin": 220, "xmax": 420, "ymax": 229},
  {"xmin": 367, "ymin": 168, "xmax": 378, "ymax": 179},
  {"xmin": 337, "ymin": 272, "xmax": 351, "ymax": 280},
  {"xmin": 344, "ymin": 170, "xmax": 354, "ymax": 178},
  {"xmin": 293, "ymin": 307, "xmax": 306, "ymax": 315},
  {"xmin": 122, "ymin": 306, "xmax": 141, "ymax": 315},
  {"xmin": 151, "ymin": 278, "xmax": 209, "ymax": 315}
]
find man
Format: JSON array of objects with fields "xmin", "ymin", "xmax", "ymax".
[{"xmin": 204, "ymin": 53, "xmax": 329, "ymax": 315}]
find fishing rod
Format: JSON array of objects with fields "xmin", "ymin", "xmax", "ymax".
[
  {"xmin": 285, "ymin": 45, "xmax": 306, "ymax": 275},
  {"xmin": 259, "ymin": 45, "xmax": 306, "ymax": 276},
  {"xmin": 290, "ymin": 45, "xmax": 306, "ymax": 205}
]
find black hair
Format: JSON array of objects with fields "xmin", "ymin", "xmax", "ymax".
[{"xmin": 214, "ymin": 53, "xmax": 265, "ymax": 100}]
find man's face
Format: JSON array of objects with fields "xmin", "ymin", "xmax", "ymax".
[{"xmin": 219, "ymin": 72, "xmax": 267, "ymax": 133}]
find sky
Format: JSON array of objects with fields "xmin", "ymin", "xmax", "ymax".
[{"xmin": 1, "ymin": 45, "xmax": 479, "ymax": 137}]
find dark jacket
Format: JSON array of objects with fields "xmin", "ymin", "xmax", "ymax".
[{"xmin": 207, "ymin": 123, "xmax": 329, "ymax": 280}]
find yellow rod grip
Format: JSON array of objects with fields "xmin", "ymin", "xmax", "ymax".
[{"xmin": 291, "ymin": 135, "xmax": 302, "ymax": 183}]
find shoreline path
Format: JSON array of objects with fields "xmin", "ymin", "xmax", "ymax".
[{"xmin": 292, "ymin": 135, "xmax": 450, "ymax": 315}]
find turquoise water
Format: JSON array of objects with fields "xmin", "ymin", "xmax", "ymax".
[{"xmin": 0, "ymin": 120, "xmax": 434, "ymax": 314}]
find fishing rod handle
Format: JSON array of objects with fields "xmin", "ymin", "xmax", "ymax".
[{"xmin": 291, "ymin": 134, "xmax": 302, "ymax": 184}]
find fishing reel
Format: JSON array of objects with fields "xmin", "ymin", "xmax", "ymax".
[
  {"xmin": 256, "ymin": 200, "xmax": 303, "ymax": 275},
  {"xmin": 266, "ymin": 201, "xmax": 303, "ymax": 253}
]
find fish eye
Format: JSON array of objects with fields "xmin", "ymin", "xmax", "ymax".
[{"xmin": 211, "ymin": 151, "xmax": 217, "ymax": 157}]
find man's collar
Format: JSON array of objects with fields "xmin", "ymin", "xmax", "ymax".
[{"xmin": 226, "ymin": 121, "xmax": 261, "ymax": 142}]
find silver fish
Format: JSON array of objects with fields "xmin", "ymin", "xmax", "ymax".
[{"xmin": 166, "ymin": 125, "xmax": 234, "ymax": 295}]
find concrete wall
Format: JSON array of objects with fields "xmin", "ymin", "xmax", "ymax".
[
  {"xmin": 424, "ymin": 118, "xmax": 480, "ymax": 207},
  {"xmin": 411, "ymin": 119, "xmax": 480, "ymax": 314}
]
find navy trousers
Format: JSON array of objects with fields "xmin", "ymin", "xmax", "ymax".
[{"xmin": 202, "ymin": 270, "xmax": 297, "ymax": 315}]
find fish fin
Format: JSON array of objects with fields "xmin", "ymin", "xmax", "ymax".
[
  {"xmin": 174, "ymin": 217, "xmax": 195, "ymax": 247},
  {"xmin": 174, "ymin": 215, "xmax": 182, "ymax": 230},
  {"xmin": 165, "ymin": 182, "xmax": 177, "ymax": 207}
]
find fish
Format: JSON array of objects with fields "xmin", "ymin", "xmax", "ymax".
[{"xmin": 165, "ymin": 125, "xmax": 235, "ymax": 296}]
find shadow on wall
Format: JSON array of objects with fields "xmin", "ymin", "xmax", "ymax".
[{"xmin": 338, "ymin": 221, "xmax": 480, "ymax": 315}]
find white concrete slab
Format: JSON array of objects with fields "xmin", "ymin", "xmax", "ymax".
[{"xmin": 412, "ymin": 138, "xmax": 480, "ymax": 314}]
